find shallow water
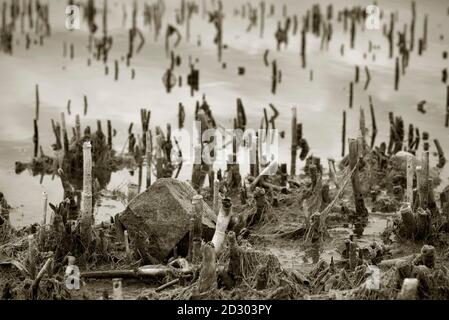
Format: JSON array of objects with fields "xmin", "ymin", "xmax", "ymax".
[{"xmin": 1, "ymin": 0, "xmax": 448, "ymax": 227}]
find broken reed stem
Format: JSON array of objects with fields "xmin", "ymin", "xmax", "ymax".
[
  {"xmin": 291, "ymin": 107, "xmax": 297, "ymax": 175},
  {"xmin": 80, "ymin": 141, "xmax": 93, "ymax": 245}
]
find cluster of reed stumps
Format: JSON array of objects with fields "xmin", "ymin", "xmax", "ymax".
[{"xmin": 2, "ymin": 92, "xmax": 449, "ymax": 300}]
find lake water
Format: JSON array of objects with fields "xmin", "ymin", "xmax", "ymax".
[{"xmin": 1, "ymin": 0, "xmax": 448, "ymax": 227}]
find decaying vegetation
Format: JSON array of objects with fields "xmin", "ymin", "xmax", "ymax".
[{"xmin": 2, "ymin": 0, "xmax": 449, "ymax": 301}]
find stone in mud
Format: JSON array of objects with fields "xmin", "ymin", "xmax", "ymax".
[{"xmin": 118, "ymin": 178, "xmax": 216, "ymax": 262}]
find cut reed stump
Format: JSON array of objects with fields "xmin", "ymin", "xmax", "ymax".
[{"xmin": 348, "ymin": 139, "xmax": 368, "ymax": 236}]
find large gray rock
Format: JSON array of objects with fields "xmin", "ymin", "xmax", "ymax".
[{"xmin": 118, "ymin": 178, "xmax": 216, "ymax": 262}]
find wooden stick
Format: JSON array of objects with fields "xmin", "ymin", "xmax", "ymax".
[{"xmin": 290, "ymin": 107, "xmax": 297, "ymax": 175}]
